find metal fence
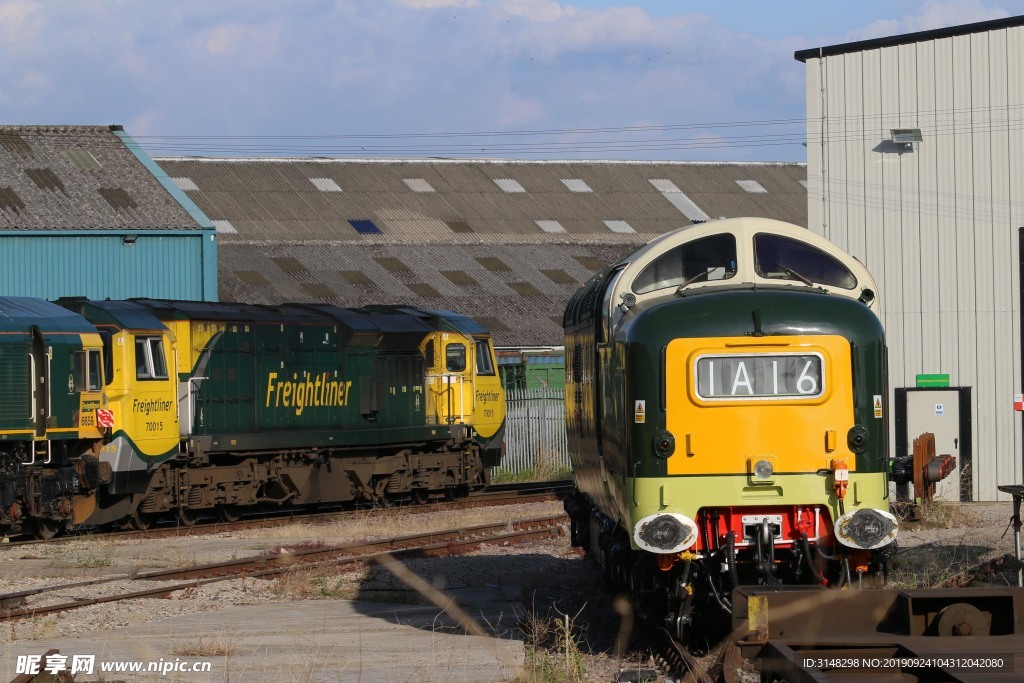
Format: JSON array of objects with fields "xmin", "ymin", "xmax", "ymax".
[{"xmin": 500, "ymin": 388, "xmax": 570, "ymax": 476}]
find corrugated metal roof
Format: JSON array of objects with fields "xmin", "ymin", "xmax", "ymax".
[
  {"xmin": 0, "ymin": 125, "xmax": 204, "ymax": 231},
  {"xmin": 154, "ymin": 157, "xmax": 807, "ymax": 346},
  {"xmin": 156, "ymin": 159, "xmax": 807, "ymax": 242}
]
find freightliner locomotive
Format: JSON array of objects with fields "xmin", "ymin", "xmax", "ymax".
[{"xmin": 0, "ymin": 298, "xmax": 505, "ymax": 538}]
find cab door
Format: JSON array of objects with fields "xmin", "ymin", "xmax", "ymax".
[
  {"xmin": 423, "ymin": 332, "xmax": 470, "ymax": 425},
  {"xmin": 124, "ymin": 333, "xmax": 179, "ymax": 459}
]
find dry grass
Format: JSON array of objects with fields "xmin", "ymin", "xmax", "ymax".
[
  {"xmin": 172, "ymin": 634, "xmax": 239, "ymax": 657},
  {"xmin": 914, "ymin": 500, "xmax": 981, "ymax": 530},
  {"xmin": 514, "ymin": 606, "xmax": 587, "ymax": 683},
  {"xmin": 231, "ymin": 499, "xmax": 563, "ymax": 545},
  {"xmin": 44, "ymin": 540, "xmax": 117, "ymax": 569}
]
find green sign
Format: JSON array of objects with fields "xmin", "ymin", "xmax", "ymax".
[{"xmin": 916, "ymin": 373, "xmax": 950, "ymax": 387}]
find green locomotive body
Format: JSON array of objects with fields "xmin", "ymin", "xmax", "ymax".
[
  {"xmin": 0, "ymin": 297, "xmax": 505, "ymax": 536},
  {"xmin": 563, "ymin": 217, "xmax": 897, "ymax": 644}
]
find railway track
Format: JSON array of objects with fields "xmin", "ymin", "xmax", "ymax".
[
  {"xmin": 0, "ymin": 514, "xmax": 566, "ymax": 624},
  {"xmin": 3, "ymin": 479, "xmax": 571, "ymax": 547}
]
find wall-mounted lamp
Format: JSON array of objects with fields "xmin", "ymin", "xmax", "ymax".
[
  {"xmin": 890, "ymin": 128, "xmax": 922, "ymax": 152},
  {"xmin": 122, "ymin": 234, "xmax": 138, "ymax": 246}
]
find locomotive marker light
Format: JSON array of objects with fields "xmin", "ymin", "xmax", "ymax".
[
  {"xmin": 634, "ymin": 512, "xmax": 699, "ymax": 553},
  {"xmin": 834, "ymin": 508, "xmax": 899, "ymax": 550},
  {"xmin": 752, "ymin": 459, "xmax": 774, "ymax": 480}
]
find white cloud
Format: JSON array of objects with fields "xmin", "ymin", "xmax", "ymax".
[
  {"xmin": 497, "ymin": 94, "xmax": 545, "ymax": 126},
  {"xmin": 846, "ymin": 0, "xmax": 1009, "ymax": 41},
  {"xmin": 500, "ymin": 0, "xmax": 575, "ymax": 22},
  {"xmin": 0, "ymin": 0, "xmax": 44, "ymax": 49},
  {"xmin": 201, "ymin": 22, "xmax": 283, "ymax": 58},
  {"xmin": 396, "ymin": 0, "xmax": 478, "ymax": 7}
]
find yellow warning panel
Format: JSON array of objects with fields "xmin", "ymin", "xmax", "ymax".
[
  {"xmin": 873, "ymin": 394, "xmax": 883, "ymax": 418},
  {"xmin": 634, "ymin": 399, "xmax": 646, "ymax": 424}
]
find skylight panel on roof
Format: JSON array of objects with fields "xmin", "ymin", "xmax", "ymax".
[
  {"xmin": 650, "ymin": 178, "xmax": 711, "ymax": 221},
  {"xmin": 509, "ymin": 282, "xmax": 543, "ymax": 296},
  {"xmin": 302, "ymin": 283, "xmax": 336, "ymax": 298},
  {"xmin": 403, "ymin": 178, "xmax": 435, "ymax": 193},
  {"xmin": 172, "ymin": 177, "xmax": 199, "ymax": 192},
  {"xmin": 604, "ymin": 220, "xmax": 635, "ymax": 234},
  {"xmin": 663, "ymin": 193, "xmax": 711, "ymax": 222},
  {"xmin": 561, "ymin": 179, "xmax": 592, "ymax": 193},
  {"xmin": 213, "ymin": 220, "xmax": 237, "ymax": 234},
  {"xmin": 235, "ymin": 271, "xmax": 269, "ymax": 285},
  {"xmin": 476, "ymin": 257, "xmax": 510, "ymax": 271},
  {"xmin": 408, "ymin": 283, "xmax": 441, "ymax": 298},
  {"xmin": 98, "ymin": 188, "xmax": 137, "ymax": 210},
  {"xmin": 447, "ymin": 221, "xmax": 474, "ymax": 233},
  {"xmin": 442, "ymin": 271, "xmax": 477, "ymax": 286},
  {"xmin": 310, "ymin": 177, "xmax": 342, "ymax": 192},
  {"xmin": 375, "ymin": 257, "xmax": 411, "ymax": 272},
  {"xmin": 494, "ymin": 178, "xmax": 525, "ymax": 193},
  {"xmin": 649, "ymin": 179, "xmax": 681, "ymax": 193},
  {"xmin": 65, "ymin": 149, "xmax": 102, "ymax": 171},
  {"xmin": 536, "ymin": 220, "xmax": 566, "ymax": 233},
  {"xmin": 272, "ymin": 257, "xmax": 308, "ymax": 273},
  {"xmin": 0, "ymin": 187, "xmax": 25, "ymax": 213},
  {"xmin": 798, "ymin": 180, "xmax": 809, "ymax": 189},
  {"xmin": 349, "ymin": 219, "xmax": 382, "ymax": 234},
  {"xmin": 25, "ymin": 168, "xmax": 65, "ymax": 193},
  {"xmin": 736, "ymin": 180, "xmax": 767, "ymax": 193},
  {"xmin": 0, "ymin": 133, "xmax": 32, "ymax": 155}
]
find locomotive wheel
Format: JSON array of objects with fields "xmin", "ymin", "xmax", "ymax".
[
  {"xmin": 411, "ymin": 488, "xmax": 430, "ymax": 505},
  {"xmin": 444, "ymin": 485, "xmax": 469, "ymax": 501},
  {"xmin": 128, "ymin": 509, "xmax": 154, "ymax": 531},
  {"xmin": 177, "ymin": 507, "xmax": 199, "ymax": 528},
  {"xmin": 33, "ymin": 518, "xmax": 63, "ymax": 540},
  {"xmin": 216, "ymin": 505, "xmax": 241, "ymax": 523}
]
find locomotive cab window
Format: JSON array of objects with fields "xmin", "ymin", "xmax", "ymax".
[
  {"xmin": 632, "ymin": 233, "xmax": 737, "ymax": 295},
  {"xmin": 73, "ymin": 349, "xmax": 102, "ymax": 391},
  {"xmin": 754, "ymin": 233, "xmax": 857, "ymax": 289},
  {"xmin": 475, "ymin": 340, "xmax": 495, "ymax": 376},
  {"xmin": 446, "ymin": 343, "xmax": 467, "ymax": 372},
  {"xmin": 135, "ymin": 336, "xmax": 168, "ymax": 381}
]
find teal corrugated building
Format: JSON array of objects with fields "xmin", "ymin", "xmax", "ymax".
[{"xmin": 0, "ymin": 125, "xmax": 217, "ymax": 301}]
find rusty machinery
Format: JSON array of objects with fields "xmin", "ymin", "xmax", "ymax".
[{"xmin": 891, "ymin": 432, "xmax": 957, "ymax": 504}]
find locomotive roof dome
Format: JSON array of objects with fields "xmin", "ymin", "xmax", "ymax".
[{"xmin": 605, "ymin": 217, "xmax": 879, "ymax": 329}]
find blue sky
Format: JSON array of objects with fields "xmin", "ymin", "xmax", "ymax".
[{"xmin": 0, "ymin": 0, "xmax": 1020, "ymax": 161}]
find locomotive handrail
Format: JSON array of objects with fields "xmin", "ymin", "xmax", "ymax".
[{"xmin": 23, "ymin": 353, "xmax": 36, "ymax": 466}]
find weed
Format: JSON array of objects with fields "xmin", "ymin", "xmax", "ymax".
[
  {"xmin": 46, "ymin": 543, "xmax": 115, "ymax": 569},
  {"xmin": 515, "ymin": 608, "xmax": 587, "ymax": 683},
  {"xmin": 494, "ymin": 464, "xmax": 572, "ymax": 484},
  {"xmin": 173, "ymin": 635, "xmax": 239, "ymax": 657}
]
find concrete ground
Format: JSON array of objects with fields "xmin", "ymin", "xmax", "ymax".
[{"xmin": 0, "ymin": 585, "xmax": 525, "ymax": 682}]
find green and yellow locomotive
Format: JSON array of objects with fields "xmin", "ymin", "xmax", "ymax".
[
  {"xmin": 562, "ymin": 217, "xmax": 897, "ymax": 643},
  {"xmin": 0, "ymin": 298, "xmax": 505, "ymax": 537}
]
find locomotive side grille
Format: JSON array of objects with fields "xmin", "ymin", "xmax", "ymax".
[{"xmin": 0, "ymin": 347, "xmax": 30, "ymax": 423}]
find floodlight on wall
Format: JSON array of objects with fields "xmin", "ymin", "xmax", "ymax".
[
  {"xmin": 122, "ymin": 234, "xmax": 138, "ymax": 246},
  {"xmin": 890, "ymin": 128, "xmax": 922, "ymax": 152}
]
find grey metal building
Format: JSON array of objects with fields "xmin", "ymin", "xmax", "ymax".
[
  {"xmin": 796, "ymin": 16, "xmax": 1024, "ymax": 500},
  {"xmin": 0, "ymin": 125, "xmax": 217, "ymax": 301},
  {"xmin": 155, "ymin": 157, "xmax": 809, "ymax": 346}
]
